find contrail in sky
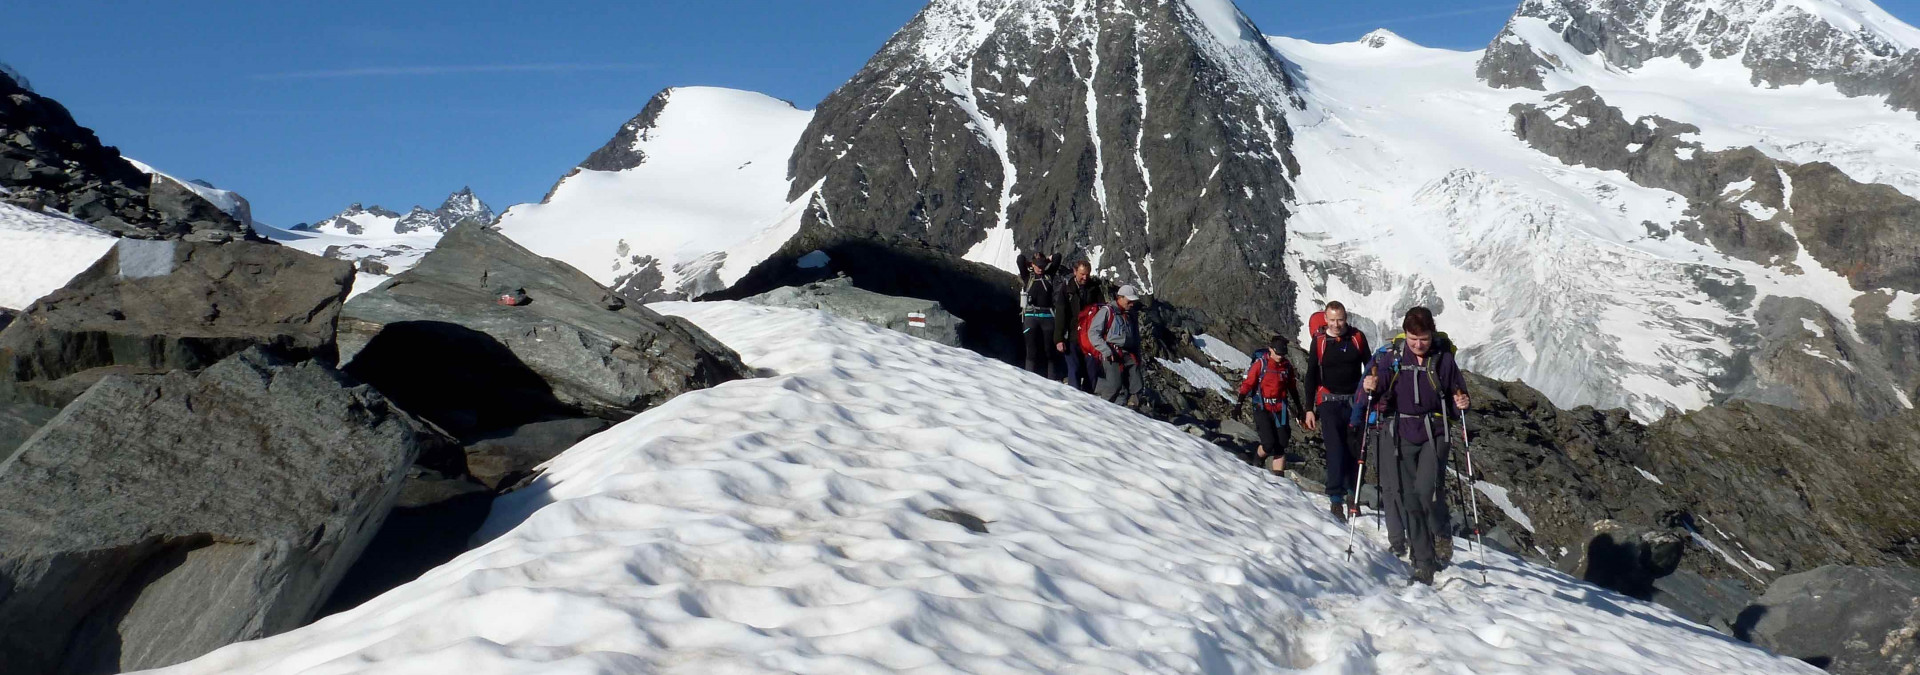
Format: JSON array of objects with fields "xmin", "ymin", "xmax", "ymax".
[{"xmin": 252, "ymin": 63, "xmax": 652, "ymax": 81}]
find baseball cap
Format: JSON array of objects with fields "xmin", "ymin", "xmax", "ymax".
[{"xmin": 1116, "ymin": 284, "xmax": 1141, "ymax": 300}]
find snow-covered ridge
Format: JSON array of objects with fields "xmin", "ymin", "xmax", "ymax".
[
  {"xmin": 497, "ymin": 87, "xmax": 813, "ymax": 300},
  {"xmin": 145, "ymin": 302, "xmax": 1818, "ymax": 674}
]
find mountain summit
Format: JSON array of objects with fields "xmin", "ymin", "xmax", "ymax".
[{"xmin": 780, "ymin": 0, "xmax": 1305, "ymax": 334}]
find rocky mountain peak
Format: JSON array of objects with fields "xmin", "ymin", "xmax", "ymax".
[
  {"xmin": 316, "ymin": 189, "xmax": 491, "ymax": 236},
  {"xmin": 1359, "ymin": 28, "xmax": 1412, "ymax": 48},
  {"xmin": 774, "ymin": 0, "xmax": 1305, "ymax": 341},
  {"xmin": 1479, "ymin": 0, "xmax": 1920, "ymax": 113}
]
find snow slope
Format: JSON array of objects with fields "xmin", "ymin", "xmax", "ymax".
[
  {"xmin": 1273, "ymin": 28, "xmax": 1920, "ymax": 420},
  {"xmin": 147, "ymin": 302, "xmax": 1816, "ymax": 674},
  {"xmin": 497, "ymin": 87, "xmax": 814, "ymax": 299},
  {"xmin": 0, "ymin": 201, "xmax": 113, "ymax": 309}
]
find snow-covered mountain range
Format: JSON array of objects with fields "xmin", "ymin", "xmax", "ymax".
[
  {"xmin": 255, "ymin": 188, "xmax": 497, "ymax": 297},
  {"xmin": 480, "ymin": 0, "xmax": 1920, "ymax": 422}
]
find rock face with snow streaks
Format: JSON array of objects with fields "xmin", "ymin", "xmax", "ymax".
[
  {"xmin": 1480, "ymin": 0, "xmax": 1920, "ymax": 115},
  {"xmin": 783, "ymin": 0, "xmax": 1304, "ymax": 337}
]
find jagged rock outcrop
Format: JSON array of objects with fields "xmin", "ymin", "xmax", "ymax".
[
  {"xmin": 339, "ymin": 222, "xmax": 749, "ymax": 437},
  {"xmin": 0, "ymin": 70, "xmax": 248, "ymax": 240},
  {"xmin": 1479, "ymin": 0, "xmax": 1920, "ymax": 116},
  {"xmin": 1738, "ymin": 565, "xmax": 1920, "ymax": 674},
  {"xmin": 746, "ymin": 276, "xmax": 966, "ymax": 347},
  {"xmin": 778, "ymin": 0, "xmax": 1304, "ymax": 341},
  {"xmin": 0, "ymin": 238, "xmax": 353, "ymax": 407},
  {"xmin": 0, "ymin": 348, "xmax": 440, "ymax": 674}
]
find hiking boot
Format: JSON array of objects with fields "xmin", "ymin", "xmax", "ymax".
[
  {"xmin": 1435, "ymin": 536, "xmax": 1454, "ymax": 568},
  {"xmin": 1390, "ymin": 541, "xmax": 1407, "ymax": 560},
  {"xmin": 1412, "ymin": 564, "xmax": 1437, "ymax": 586},
  {"xmin": 1329, "ymin": 500, "xmax": 1347, "ymax": 522}
]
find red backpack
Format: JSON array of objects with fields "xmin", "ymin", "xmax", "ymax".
[{"xmin": 1077, "ymin": 303, "xmax": 1116, "ymax": 354}]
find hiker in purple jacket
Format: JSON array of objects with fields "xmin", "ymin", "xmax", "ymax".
[{"xmin": 1363, "ymin": 306, "xmax": 1470, "ymax": 585}]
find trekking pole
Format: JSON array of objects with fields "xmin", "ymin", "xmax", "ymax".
[
  {"xmin": 1458, "ymin": 407, "xmax": 1487, "ymax": 583},
  {"xmin": 1345, "ymin": 419, "xmax": 1368, "ymax": 561}
]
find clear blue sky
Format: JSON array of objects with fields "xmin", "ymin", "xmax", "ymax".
[{"xmin": 8, "ymin": 1, "xmax": 1916, "ymax": 226}]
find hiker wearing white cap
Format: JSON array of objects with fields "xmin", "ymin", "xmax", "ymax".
[{"xmin": 1088, "ymin": 284, "xmax": 1146, "ymax": 409}]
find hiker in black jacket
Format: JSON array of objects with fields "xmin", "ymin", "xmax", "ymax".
[
  {"xmin": 1303, "ymin": 301, "xmax": 1371, "ymax": 522},
  {"xmin": 1053, "ymin": 260, "xmax": 1105, "ymax": 393},
  {"xmin": 1018, "ymin": 254, "xmax": 1061, "ymax": 379}
]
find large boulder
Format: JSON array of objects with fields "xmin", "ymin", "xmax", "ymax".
[
  {"xmin": 0, "ymin": 348, "xmax": 441, "ymax": 674},
  {"xmin": 745, "ymin": 276, "xmax": 965, "ymax": 347},
  {"xmin": 1738, "ymin": 566, "xmax": 1920, "ymax": 674},
  {"xmin": 1554, "ymin": 519, "xmax": 1686, "ymax": 600},
  {"xmin": 337, "ymin": 223, "xmax": 748, "ymax": 438},
  {"xmin": 0, "ymin": 238, "xmax": 353, "ymax": 407}
]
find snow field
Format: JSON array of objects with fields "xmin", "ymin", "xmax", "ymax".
[
  {"xmin": 0, "ymin": 202, "xmax": 114, "ymax": 308},
  {"xmin": 147, "ymin": 302, "xmax": 1817, "ymax": 675}
]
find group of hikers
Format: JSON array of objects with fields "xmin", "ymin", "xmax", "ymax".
[
  {"xmin": 1019, "ymin": 254, "xmax": 1147, "ymax": 410},
  {"xmin": 1019, "ymin": 254, "xmax": 1474, "ymax": 586}
]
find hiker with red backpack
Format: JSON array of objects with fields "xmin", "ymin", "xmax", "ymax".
[
  {"xmin": 1235, "ymin": 335, "xmax": 1305, "ymax": 475},
  {"xmin": 1087, "ymin": 284, "xmax": 1147, "ymax": 409},
  {"xmin": 1364, "ymin": 306, "xmax": 1470, "ymax": 586},
  {"xmin": 1053, "ymin": 260, "xmax": 1106, "ymax": 393},
  {"xmin": 1302, "ymin": 301, "xmax": 1371, "ymax": 522}
]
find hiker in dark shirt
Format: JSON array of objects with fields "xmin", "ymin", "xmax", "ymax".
[
  {"xmin": 1053, "ymin": 261, "xmax": 1105, "ymax": 393},
  {"xmin": 1018, "ymin": 254, "xmax": 1061, "ymax": 379},
  {"xmin": 1302, "ymin": 301, "xmax": 1371, "ymax": 522},
  {"xmin": 1364, "ymin": 306, "xmax": 1470, "ymax": 586}
]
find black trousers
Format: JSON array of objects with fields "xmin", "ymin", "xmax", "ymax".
[
  {"xmin": 1022, "ymin": 315, "xmax": 1057, "ymax": 379},
  {"xmin": 1318, "ymin": 400, "xmax": 1359, "ymax": 500},
  {"xmin": 1064, "ymin": 342, "xmax": 1098, "ymax": 392},
  {"xmin": 1253, "ymin": 406, "xmax": 1291, "ymax": 457}
]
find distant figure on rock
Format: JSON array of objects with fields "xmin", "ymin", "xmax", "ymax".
[
  {"xmin": 1364, "ymin": 306, "xmax": 1470, "ymax": 586},
  {"xmin": 1304, "ymin": 301, "xmax": 1371, "ymax": 521},
  {"xmin": 1053, "ymin": 260, "xmax": 1106, "ymax": 393},
  {"xmin": 1235, "ymin": 335, "xmax": 1305, "ymax": 476},
  {"xmin": 1087, "ymin": 284, "xmax": 1145, "ymax": 410},
  {"xmin": 1018, "ymin": 253, "xmax": 1061, "ymax": 380}
]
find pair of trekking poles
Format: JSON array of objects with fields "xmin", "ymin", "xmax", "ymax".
[{"xmin": 1346, "ymin": 405, "xmax": 1488, "ymax": 584}]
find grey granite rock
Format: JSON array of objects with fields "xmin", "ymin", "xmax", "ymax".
[
  {"xmin": 339, "ymin": 222, "xmax": 748, "ymax": 437},
  {"xmin": 1739, "ymin": 565, "xmax": 1920, "ymax": 674},
  {"xmin": 746, "ymin": 277, "xmax": 965, "ymax": 347},
  {"xmin": 0, "ymin": 238, "xmax": 353, "ymax": 407},
  {"xmin": 0, "ymin": 348, "xmax": 437, "ymax": 674}
]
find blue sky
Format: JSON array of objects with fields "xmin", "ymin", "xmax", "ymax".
[{"xmin": 8, "ymin": 0, "xmax": 1916, "ymax": 226}]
